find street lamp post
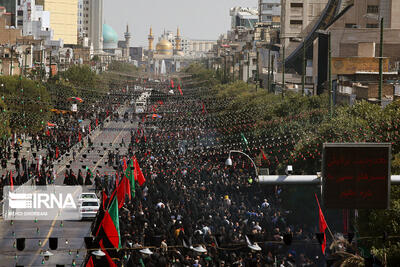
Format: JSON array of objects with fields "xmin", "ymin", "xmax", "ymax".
[
  {"xmin": 379, "ymin": 17, "xmax": 384, "ymax": 103},
  {"xmin": 317, "ymin": 30, "xmax": 333, "ymax": 116},
  {"xmin": 225, "ymin": 150, "xmax": 258, "ymax": 180},
  {"xmin": 328, "ymin": 32, "xmax": 333, "ymax": 117},
  {"xmin": 291, "ymin": 37, "xmax": 305, "ymax": 95},
  {"xmin": 282, "ymin": 44, "xmax": 285, "ymax": 98}
]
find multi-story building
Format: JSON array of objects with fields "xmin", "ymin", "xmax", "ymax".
[
  {"xmin": 77, "ymin": 0, "xmax": 87, "ymax": 38},
  {"xmin": 230, "ymin": 7, "xmax": 259, "ymax": 30},
  {"xmin": 39, "ymin": 0, "xmax": 78, "ymax": 45},
  {"xmin": 0, "ymin": 0, "xmax": 17, "ymax": 26},
  {"xmin": 281, "ymin": 0, "xmax": 329, "ymax": 48},
  {"xmin": 259, "ymin": 0, "xmax": 281, "ymax": 25},
  {"xmin": 88, "ymin": 0, "xmax": 103, "ymax": 52},
  {"xmin": 322, "ymin": 0, "xmax": 400, "ymax": 61}
]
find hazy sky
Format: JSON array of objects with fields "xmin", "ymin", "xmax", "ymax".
[{"xmin": 104, "ymin": 0, "xmax": 257, "ymax": 47}]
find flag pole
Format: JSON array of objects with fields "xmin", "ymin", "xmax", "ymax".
[{"xmin": 315, "ymin": 193, "xmax": 335, "ymax": 241}]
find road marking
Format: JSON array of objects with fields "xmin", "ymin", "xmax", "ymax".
[
  {"xmin": 27, "ymin": 116, "xmax": 131, "ymax": 266},
  {"xmin": 91, "ymin": 122, "xmax": 130, "ymax": 172}
]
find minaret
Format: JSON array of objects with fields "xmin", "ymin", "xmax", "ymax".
[
  {"xmin": 175, "ymin": 27, "xmax": 181, "ymax": 51},
  {"xmin": 124, "ymin": 24, "xmax": 131, "ymax": 48},
  {"xmin": 124, "ymin": 24, "xmax": 131, "ymax": 57},
  {"xmin": 148, "ymin": 26, "xmax": 154, "ymax": 51}
]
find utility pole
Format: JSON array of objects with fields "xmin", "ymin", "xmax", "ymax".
[
  {"xmin": 328, "ymin": 32, "xmax": 333, "ymax": 117},
  {"xmin": 267, "ymin": 49, "xmax": 271, "ymax": 92},
  {"xmin": 302, "ymin": 40, "xmax": 306, "ymax": 96},
  {"xmin": 10, "ymin": 46, "xmax": 13, "ymax": 76},
  {"xmin": 39, "ymin": 49, "xmax": 43, "ymax": 81},
  {"xmin": 232, "ymin": 54, "xmax": 235, "ymax": 82},
  {"xmin": 282, "ymin": 44, "xmax": 285, "ymax": 98},
  {"xmin": 256, "ymin": 46, "xmax": 259, "ymax": 91},
  {"xmin": 49, "ymin": 50, "xmax": 52, "ymax": 78},
  {"xmin": 379, "ymin": 17, "xmax": 384, "ymax": 103},
  {"xmin": 224, "ymin": 55, "xmax": 227, "ymax": 84},
  {"xmin": 247, "ymin": 52, "xmax": 250, "ymax": 84},
  {"xmin": 24, "ymin": 50, "xmax": 28, "ymax": 77}
]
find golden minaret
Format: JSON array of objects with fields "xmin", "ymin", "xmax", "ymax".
[
  {"xmin": 175, "ymin": 27, "xmax": 181, "ymax": 51},
  {"xmin": 148, "ymin": 27, "xmax": 154, "ymax": 51}
]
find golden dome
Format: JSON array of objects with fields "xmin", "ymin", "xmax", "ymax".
[{"xmin": 156, "ymin": 39, "xmax": 173, "ymax": 55}]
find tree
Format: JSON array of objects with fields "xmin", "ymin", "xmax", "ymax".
[{"xmin": 0, "ymin": 76, "xmax": 51, "ymax": 133}]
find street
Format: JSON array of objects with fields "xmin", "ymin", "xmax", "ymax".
[{"xmin": 0, "ymin": 105, "xmax": 136, "ymax": 266}]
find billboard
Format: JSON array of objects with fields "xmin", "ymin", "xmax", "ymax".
[
  {"xmin": 332, "ymin": 57, "xmax": 389, "ymax": 75},
  {"xmin": 322, "ymin": 143, "xmax": 391, "ymax": 209}
]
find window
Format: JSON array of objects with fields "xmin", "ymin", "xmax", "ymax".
[
  {"xmin": 345, "ymin": 23, "xmax": 356, "ymax": 28},
  {"xmin": 367, "ymin": 5, "xmax": 379, "ymax": 14},
  {"xmin": 17, "ymin": 20, "xmax": 23, "ymax": 26},
  {"xmin": 17, "ymin": 10, "xmax": 23, "ymax": 16},
  {"xmin": 290, "ymin": 20, "xmax": 303, "ymax": 25},
  {"xmin": 366, "ymin": 23, "xmax": 378, "ymax": 28},
  {"xmin": 291, "ymin": 3, "xmax": 303, "ymax": 8}
]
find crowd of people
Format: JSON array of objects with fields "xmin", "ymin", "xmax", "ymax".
[
  {"xmin": 90, "ymin": 85, "xmax": 323, "ymax": 266},
  {"xmin": 0, "ymin": 95, "xmax": 117, "ymax": 198}
]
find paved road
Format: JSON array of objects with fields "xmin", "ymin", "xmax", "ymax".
[{"xmin": 0, "ymin": 105, "xmax": 136, "ymax": 266}]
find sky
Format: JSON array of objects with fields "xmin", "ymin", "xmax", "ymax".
[{"xmin": 104, "ymin": 0, "xmax": 257, "ymax": 47}]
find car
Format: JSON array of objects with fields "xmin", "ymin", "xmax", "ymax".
[
  {"xmin": 78, "ymin": 192, "xmax": 98, "ymax": 202},
  {"xmin": 79, "ymin": 199, "xmax": 100, "ymax": 219}
]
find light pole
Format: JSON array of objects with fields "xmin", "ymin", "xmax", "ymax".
[
  {"xmin": 379, "ymin": 17, "xmax": 384, "ymax": 103},
  {"xmin": 225, "ymin": 150, "xmax": 258, "ymax": 180},
  {"xmin": 302, "ymin": 39, "xmax": 306, "ymax": 96},
  {"xmin": 317, "ymin": 30, "xmax": 333, "ymax": 116},
  {"xmin": 328, "ymin": 32, "xmax": 333, "ymax": 117},
  {"xmin": 291, "ymin": 37, "xmax": 305, "ymax": 95},
  {"xmin": 364, "ymin": 14, "xmax": 384, "ymax": 103},
  {"xmin": 282, "ymin": 44, "xmax": 285, "ymax": 98}
]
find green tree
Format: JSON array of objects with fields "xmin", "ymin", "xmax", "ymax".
[{"xmin": 0, "ymin": 76, "xmax": 51, "ymax": 133}]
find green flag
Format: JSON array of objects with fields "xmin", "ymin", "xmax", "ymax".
[
  {"xmin": 241, "ymin": 133, "xmax": 248, "ymax": 145},
  {"xmin": 125, "ymin": 160, "xmax": 135, "ymax": 198},
  {"xmin": 108, "ymin": 197, "xmax": 121, "ymax": 248}
]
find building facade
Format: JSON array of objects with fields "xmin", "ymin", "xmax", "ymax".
[
  {"xmin": 89, "ymin": 0, "xmax": 103, "ymax": 52},
  {"xmin": 230, "ymin": 7, "xmax": 258, "ymax": 30},
  {"xmin": 281, "ymin": 0, "xmax": 329, "ymax": 47},
  {"xmin": 41, "ymin": 0, "xmax": 78, "ymax": 45},
  {"xmin": 259, "ymin": 0, "xmax": 281, "ymax": 25},
  {"xmin": 0, "ymin": 0, "xmax": 17, "ymax": 26}
]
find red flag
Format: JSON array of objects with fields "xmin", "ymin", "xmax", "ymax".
[
  {"xmin": 261, "ymin": 149, "xmax": 267, "ymax": 161},
  {"xmin": 123, "ymin": 157, "xmax": 127, "ymax": 171},
  {"xmin": 116, "ymin": 177, "xmax": 125, "ymax": 208},
  {"xmin": 125, "ymin": 175, "xmax": 131, "ymax": 200},
  {"xmin": 99, "ymin": 239, "xmax": 117, "ymax": 267},
  {"xmin": 9, "ymin": 171, "xmax": 13, "ymax": 191},
  {"xmin": 102, "ymin": 190, "xmax": 107, "ymax": 210},
  {"xmin": 115, "ymin": 172, "xmax": 119, "ymax": 189},
  {"xmin": 170, "ymin": 79, "xmax": 174, "ymax": 88},
  {"xmin": 202, "ymin": 102, "xmax": 206, "ymax": 114},
  {"xmin": 133, "ymin": 157, "xmax": 146, "ymax": 186},
  {"xmin": 78, "ymin": 132, "xmax": 82, "ymax": 142},
  {"xmin": 46, "ymin": 129, "xmax": 50, "ymax": 136},
  {"xmin": 96, "ymin": 118, "xmax": 98, "ymax": 127},
  {"xmin": 99, "ymin": 211, "xmax": 119, "ymax": 248},
  {"xmin": 178, "ymin": 84, "xmax": 183, "ymax": 95},
  {"xmin": 86, "ymin": 256, "xmax": 94, "ymax": 267},
  {"xmin": 315, "ymin": 193, "xmax": 328, "ymax": 254},
  {"xmin": 55, "ymin": 147, "xmax": 59, "ymax": 159}
]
